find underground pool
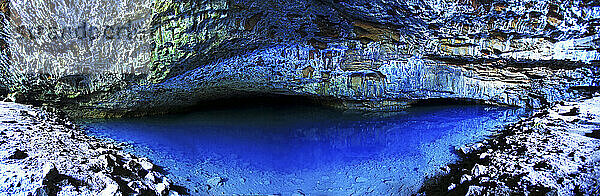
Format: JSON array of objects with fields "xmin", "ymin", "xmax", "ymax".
[{"xmin": 82, "ymin": 101, "xmax": 531, "ymax": 195}]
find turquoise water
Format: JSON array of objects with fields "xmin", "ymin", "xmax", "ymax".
[{"xmin": 83, "ymin": 102, "xmax": 530, "ymax": 195}]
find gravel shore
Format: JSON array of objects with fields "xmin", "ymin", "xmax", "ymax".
[
  {"xmin": 0, "ymin": 102, "xmax": 182, "ymax": 195},
  {"xmin": 419, "ymin": 95, "xmax": 600, "ymax": 195}
]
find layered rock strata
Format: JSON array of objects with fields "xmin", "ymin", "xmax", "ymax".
[{"xmin": 0, "ymin": 0, "xmax": 599, "ymax": 117}]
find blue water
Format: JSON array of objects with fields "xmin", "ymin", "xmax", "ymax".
[{"xmin": 83, "ymin": 103, "xmax": 530, "ymax": 195}]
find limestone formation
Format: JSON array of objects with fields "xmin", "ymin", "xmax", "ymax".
[{"xmin": 0, "ymin": 1, "xmax": 598, "ymax": 118}]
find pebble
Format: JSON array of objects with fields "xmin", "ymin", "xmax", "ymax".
[
  {"xmin": 355, "ymin": 177, "xmax": 368, "ymax": 183},
  {"xmin": 471, "ymin": 164, "xmax": 486, "ymax": 177},
  {"xmin": 465, "ymin": 186, "xmax": 484, "ymax": 196},
  {"xmin": 460, "ymin": 174, "xmax": 472, "ymax": 184},
  {"xmin": 291, "ymin": 189, "xmax": 305, "ymax": 196},
  {"xmin": 447, "ymin": 183, "xmax": 456, "ymax": 191},
  {"xmin": 207, "ymin": 176, "xmax": 224, "ymax": 187}
]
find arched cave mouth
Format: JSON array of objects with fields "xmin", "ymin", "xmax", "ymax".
[
  {"xmin": 81, "ymin": 96, "xmax": 532, "ymax": 195},
  {"xmin": 184, "ymin": 94, "xmax": 332, "ymax": 113},
  {"xmin": 174, "ymin": 94, "xmax": 499, "ymax": 116}
]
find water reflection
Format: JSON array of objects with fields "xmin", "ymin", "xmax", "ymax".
[{"xmin": 83, "ymin": 103, "xmax": 530, "ymax": 194}]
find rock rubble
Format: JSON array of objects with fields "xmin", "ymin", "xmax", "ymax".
[
  {"xmin": 0, "ymin": 101, "xmax": 182, "ymax": 195},
  {"xmin": 420, "ymin": 95, "xmax": 600, "ymax": 195}
]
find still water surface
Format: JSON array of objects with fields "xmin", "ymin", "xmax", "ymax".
[{"xmin": 83, "ymin": 102, "xmax": 530, "ymax": 195}]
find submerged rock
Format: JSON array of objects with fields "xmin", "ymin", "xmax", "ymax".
[
  {"xmin": 355, "ymin": 177, "xmax": 368, "ymax": 183},
  {"xmin": 0, "ymin": 0, "xmax": 598, "ymax": 117},
  {"xmin": 456, "ymin": 142, "xmax": 485, "ymax": 155},
  {"xmin": 207, "ymin": 176, "xmax": 225, "ymax": 187}
]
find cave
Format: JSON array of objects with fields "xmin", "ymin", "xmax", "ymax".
[{"xmin": 1, "ymin": 0, "xmax": 600, "ymax": 195}]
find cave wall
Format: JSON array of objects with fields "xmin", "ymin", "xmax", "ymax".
[
  {"xmin": 1, "ymin": 0, "xmax": 153, "ymax": 105},
  {"xmin": 1, "ymin": 0, "xmax": 600, "ymax": 117}
]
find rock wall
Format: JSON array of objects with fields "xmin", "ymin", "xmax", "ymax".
[
  {"xmin": 1, "ymin": 0, "xmax": 600, "ymax": 117},
  {"xmin": 1, "ymin": 0, "xmax": 153, "ymax": 105}
]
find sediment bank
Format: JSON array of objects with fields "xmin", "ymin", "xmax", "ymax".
[
  {"xmin": 420, "ymin": 95, "xmax": 600, "ymax": 195},
  {"xmin": 0, "ymin": 101, "xmax": 182, "ymax": 195}
]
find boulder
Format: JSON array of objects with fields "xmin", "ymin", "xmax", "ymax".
[
  {"xmin": 465, "ymin": 186, "xmax": 484, "ymax": 196},
  {"xmin": 96, "ymin": 173, "xmax": 120, "ymax": 196},
  {"xmin": 155, "ymin": 182, "xmax": 170, "ymax": 195},
  {"xmin": 41, "ymin": 163, "xmax": 60, "ymax": 183},
  {"xmin": 138, "ymin": 158, "xmax": 154, "ymax": 171},
  {"xmin": 145, "ymin": 172, "xmax": 159, "ymax": 184},
  {"xmin": 471, "ymin": 164, "xmax": 487, "ymax": 178},
  {"xmin": 126, "ymin": 181, "xmax": 146, "ymax": 194},
  {"xmin": 457, "ymin": 143, "xmax": 485, "ymax": 155},
  {"xmin": 91, "ymin": 154, "xmax": 116, "ymax": 173}
]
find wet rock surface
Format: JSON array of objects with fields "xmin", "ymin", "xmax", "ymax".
[
  {"xmin": 420, "ymin": 95, "xmax": 600, "ymax": 195},
  {"xmin": 0, "ymin": 0, "xmax": 599, "ymax": 117},
  {"xmin": 0, "ymin": 101, "xmax": 182, "ymax": 195}
]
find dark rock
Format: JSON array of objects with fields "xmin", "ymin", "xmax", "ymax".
[
  {"xmin": 8, "ymin": 149, "xmax": 28, "ymax": 159},
  {"xmin": 560, "ymin": 107, "xmax": 580, "ymax": 116},
  {"xmin": 584, "ymin": 129, "xmax": 600, "ymax": 139},
  {"xmin": 39, "ymin": 163, "xmax": 63, "ymax": 195},
  {"xmin": 533, "ymin": 161, "xmax": 551, "ymax": 171},
  {"xmin": 42, "ymin": 163, "xmax": 60, "ymax": 183}
]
